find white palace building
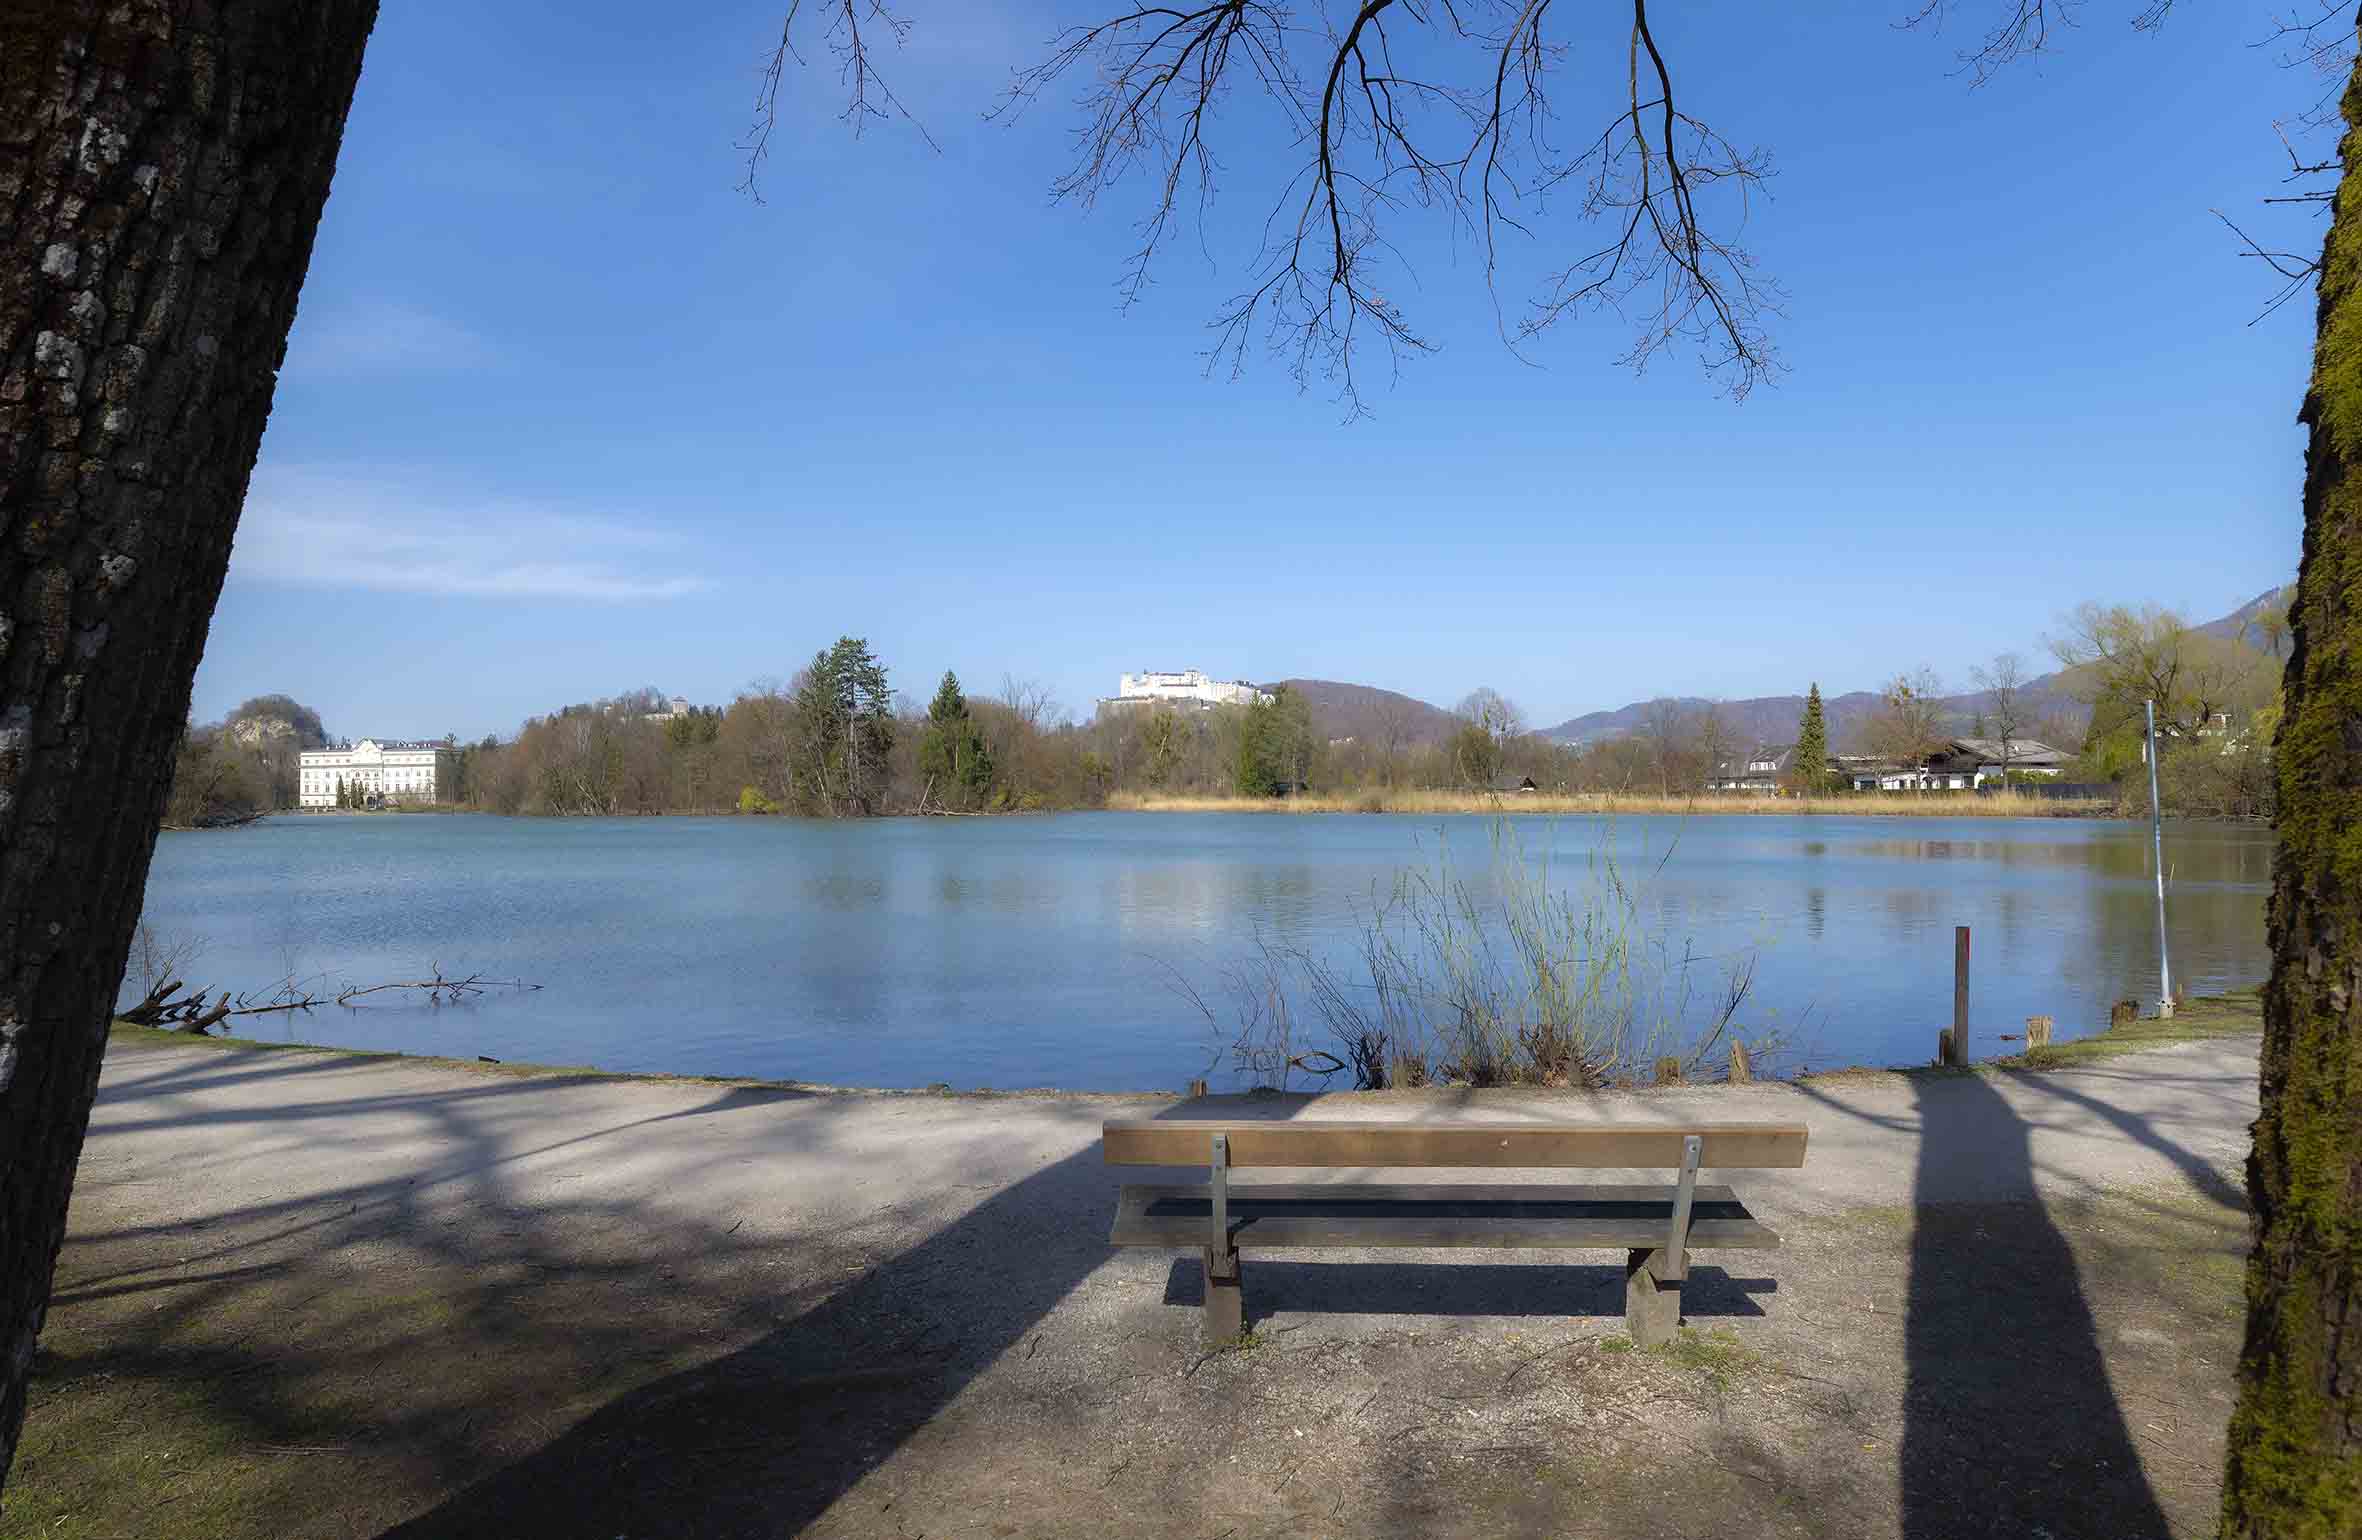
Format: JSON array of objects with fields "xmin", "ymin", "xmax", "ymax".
[
  {"xmin": 298, "ymin": 739, "xmax": 458, "ymax": 807},
  {"xmin": 1098, "ymin": 669, "xmax": 1272, "ymax": 713}
]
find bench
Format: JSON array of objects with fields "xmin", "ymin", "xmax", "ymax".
[{"xmin": 1104, "ymin": 1119, "xmax": 1807, "ymax": 1347}]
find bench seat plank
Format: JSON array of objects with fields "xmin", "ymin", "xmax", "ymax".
[
  {"xmin": 1110, "ymin": 1182, "xmax": 1780, "ymax": 1251},
  {"xmin": 1102, "ymin": 1120, "xmax": 1807, "ymax": 1170}
]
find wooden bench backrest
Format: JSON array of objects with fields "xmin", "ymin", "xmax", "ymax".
[{"xmin": 1101, "ymin": 1120, "xmax": 1808, "ymax": 1170}]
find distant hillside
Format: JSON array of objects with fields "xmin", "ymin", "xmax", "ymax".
[
  {"xmin": 1536, "ymin": 586, "xmax": 2285, "ymax": 752},
  {"xmin": 1542, "ymin": 692, "xmax": 1881, "ymax": 750},
  {"xmin": 1265, "ymin": 679, "xmax": 1461, "ymax": 747},
  {"xmin": 2195, "ymin": 584, "xmax": 2296, "ymax": 647}
]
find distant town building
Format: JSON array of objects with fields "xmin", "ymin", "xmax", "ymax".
[
  {"xmin": 299, "ymin": 739, "xmax": 457, "ymax": 807},
  {"xmin": 1099, "ymin": 669, "xmax": 1273, "ymax": 713},
  {"xmin": 642, "ymin": 695, "xmax": 693, "ymax": 722},
  {"xmin": 1708, "ymin": 744, "xmax": 1796, "ymax": 794},
  {"xmin": 1842, "ymin": 738, "xmax": 2069, "ymax": 792}
]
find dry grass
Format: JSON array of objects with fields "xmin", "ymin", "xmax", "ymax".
[
  {"xmin": 1105, "ymin": 788, "xmax": 2103, "ymax": 818},
  {"xmin": 1985, "ymin": 988, "xmax": 2264, "ymax": 1071}
]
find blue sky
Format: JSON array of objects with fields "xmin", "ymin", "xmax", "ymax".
[{"xmin": 194, "ymin": 0, "xmax": 2315, "ymax": 741}]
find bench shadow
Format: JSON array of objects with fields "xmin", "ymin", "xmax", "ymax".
[
  {"xmin": 1159, "ymin": 1255, "xmax": 1773, "ymax": 1324},
  {"xmin": 1880, "ymin": 1071, "xmax": 2176, "ymax": 1539}
]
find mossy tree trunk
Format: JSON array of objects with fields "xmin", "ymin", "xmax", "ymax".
[
  {"xmin": 0, "ymin": 0, "xmax": 375, "ymax": 1493},
  {"xmin": 2223, "ymin": 17, "xmax": 2362, "ymax": 1534}
]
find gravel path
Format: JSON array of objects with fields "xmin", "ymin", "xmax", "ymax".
[{"xmin": 23, "ymin": 1033, "xmax": 2260, "ymax": 1539}]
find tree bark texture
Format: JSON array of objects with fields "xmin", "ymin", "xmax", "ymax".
[
  {"xmin": 2224, "ymin": 17, "xmax": 2362, "ymax": 1534},
  {"xmin": 0, "ymin": 0, "xmax": 374, "ymax": 1492}
]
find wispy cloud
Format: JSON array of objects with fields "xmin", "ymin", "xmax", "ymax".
[
  {"xmin": 285, "ymin": 299, "xmax": 500, "ymax": 375},
  {"xmin": 232, "ymin": 466, "xmax": 712, "ymax": 602}
]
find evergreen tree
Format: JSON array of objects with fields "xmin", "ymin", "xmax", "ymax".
[
  {"xmin": 1232, "ymin": 688, "xmax": 1317, "ymax": 797},
  {"xmin": 1793, "ymin": 684, "xmax": 1829, "ymax": 793},
  {"xmin": 790, "ymin": 637, "xmax": 895, "ymax": 816},
  {"xmin": 916, "ymin": 670, "xmax": 993, "ymax": 808}
]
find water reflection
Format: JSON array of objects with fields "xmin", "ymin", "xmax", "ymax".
[{"xmin": 130, "ymin": 813, "xmax": 2272, "ymax": 1089}]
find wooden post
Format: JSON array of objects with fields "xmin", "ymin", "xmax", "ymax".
[
  {"xmin": 1186, "ymin": 1078, "xmax": 1208, "ymax": 1099},
  {"xmin": 1625, "ymin": 1248, "xmax": 1684, "ymax": 1348},
  {"xmin": 2026, "ymin": 1016, "xmax": 2053, "ymax": 1050},
  {"xmin": 1201, "ymin": 1247, "xmax": 1244, "ymax": 1342},
  {"xmin": 1654, "ymin": 1055, "xmax": 1684, "ymax": 1086},
  {"xmin": 1937, "ymin": 1028, "xmax": 1957, "ymax": 1068},
  {"xmin": 1952, "ymin": 925, "xmax": 1971, "ymax": 1064},
  {"xmin": 1727, "ymin": 1040, "xmax": 1752, "ymax": 1084}
]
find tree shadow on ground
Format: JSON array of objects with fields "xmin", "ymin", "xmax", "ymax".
[
  {"xmin": 362, "ymin": 1092, "xmax": 1290, "ymax": 1538},
  {"xmin": 1796, "ymin": 1071, "xmax": 2184, "ymax": 1539}
]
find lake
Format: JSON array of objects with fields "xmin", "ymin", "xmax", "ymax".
[{"xmin": 126, "ymin": 812, "xmax": 2273, "ymax": 1090}]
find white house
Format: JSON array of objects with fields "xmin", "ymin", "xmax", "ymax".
[
  {"xmin": 299, "ymin": 739, "xmax": 458, "ymax": 807},
  {"xmin": 1708, "ymin": 744, "xmax": 1794, "ymax": 794},
  {"xmin": 1842, "ymin": 738, "xmax": 2069, "ymax": 792},
  {"xmin": 1100, "ymin": 669, "xmax": 1273, "ymax": 712},
  {"xmin": 1947, "ymin": 736, "xmax": 2070, "ymax": 787}
]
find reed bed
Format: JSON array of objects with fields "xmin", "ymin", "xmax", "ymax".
[{"xmin": 1107, "ymin": 788, "xmax": 2102, "ymax": 818}]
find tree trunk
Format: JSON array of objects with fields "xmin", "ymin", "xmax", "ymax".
[
  {"xmin": 2223, "ymin": 18, "xmax": 2362, "ymax": 1533},
  {"xmin": 0, "ymin": 0, "xmax": 374, "ymax": 1491}
]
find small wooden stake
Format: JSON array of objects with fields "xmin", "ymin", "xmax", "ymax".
[
  {"xmin": 2112, "ymin": 999, "xmax": 2138, "ymax": 1029},
  {"xmin": 2025, "ymin": 1016, "xmax": 2053, "ymax": 1050},
  {"xmin": 1727, "ymin": 1041, "xmax": 1752, "ymax": 1085},
  {"xmin": 1952, "ymin": 925, "xmax": 1971, "ymax": 1062},
  {"xmin": 1186, "ymin": 1078, "xmax": 1208, "ymax": 1099}
]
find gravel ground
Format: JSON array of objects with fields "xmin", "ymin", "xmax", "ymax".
[{"xmin": 12, "ymin": 1032, "xmax": 2260, "ymax": 1539}]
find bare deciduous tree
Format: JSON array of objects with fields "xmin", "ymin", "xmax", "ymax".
[
  {"xmin": 2050, "ymin": 600, "xmax": 2271, "ymax": 742},
  {"xmin": 1867, "ymin": 668, "xmax": 1949, "ymax": 774},
  {"xmin": 1971, "ymin": 650, "xmax": 2031, "ymax": 774},
  {"xmin": 1371, "ymin": 694, "xmax": 1415, "ymax": 783},
  {"xmin": 1454, "ymin": 686, "xmax": 1526, "ymax": 745}
]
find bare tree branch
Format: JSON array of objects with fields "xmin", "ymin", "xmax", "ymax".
[
  {"xmin": 1897, "ymin": 0, "xmax": 2074, "ymax": 87},
  {"xmin": 2214, "ymin": 208, "xmax": 2325, "ymax": 325},
  {"xmin": 758, "ymin": 0, "xmax": 1780, "ymax": 414},
  {"xmin": 742, "ymin": 0, "xmax": 938, "ymax": 202},
  {"xmin": 751, "ymin": 0, "xmax": 2336, "ymax": 408}
]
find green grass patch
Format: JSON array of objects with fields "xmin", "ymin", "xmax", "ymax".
[
  {"xmin": 12, "ymin": 1361, "xmax": 299, "ymax": 1540},
  {"xmin": 1651, "ymin": 1326, "xmax": 1758, "ymax": 1390}
]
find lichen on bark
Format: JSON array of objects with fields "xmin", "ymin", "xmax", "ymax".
[{"xmin": 2221, "ymin": 17, "xmax": 2362, "ymax": 1538}]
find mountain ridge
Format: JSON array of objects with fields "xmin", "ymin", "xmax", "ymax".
[{"xmin": 1263, "ymin": 585, "xmax": 2291, "ymax": 754}]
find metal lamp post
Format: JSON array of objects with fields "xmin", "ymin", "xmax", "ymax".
[{"xmin": 2146, "ymin": 699, "xmax": 2173, "ymax": 1019}]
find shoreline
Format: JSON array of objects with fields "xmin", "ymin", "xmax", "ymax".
[
  {"xmin": 106, "ymin": 989, "xmax": 2261, "ymax": 1098},
  {"xmin": 1104, "ymin": 789, "xmax": 2119, "ymax": 818},
  {"xmin": 182, "ymin": 798, "xmax": 2133, "ymax": 826}
]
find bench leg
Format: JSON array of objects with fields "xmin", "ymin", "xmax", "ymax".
[
  {"xmin": 1202, "ymin": 1246, "xmax": 1244, "ymax": 1343},
  {"xmin": 1625, "ymin": 1247, "xmax": 1686, "ymax": 1349}
]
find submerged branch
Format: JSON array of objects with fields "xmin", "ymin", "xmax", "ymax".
[{"xmin": 121, "ymin": 969, "xmax": 541, "ymax": 1036}]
